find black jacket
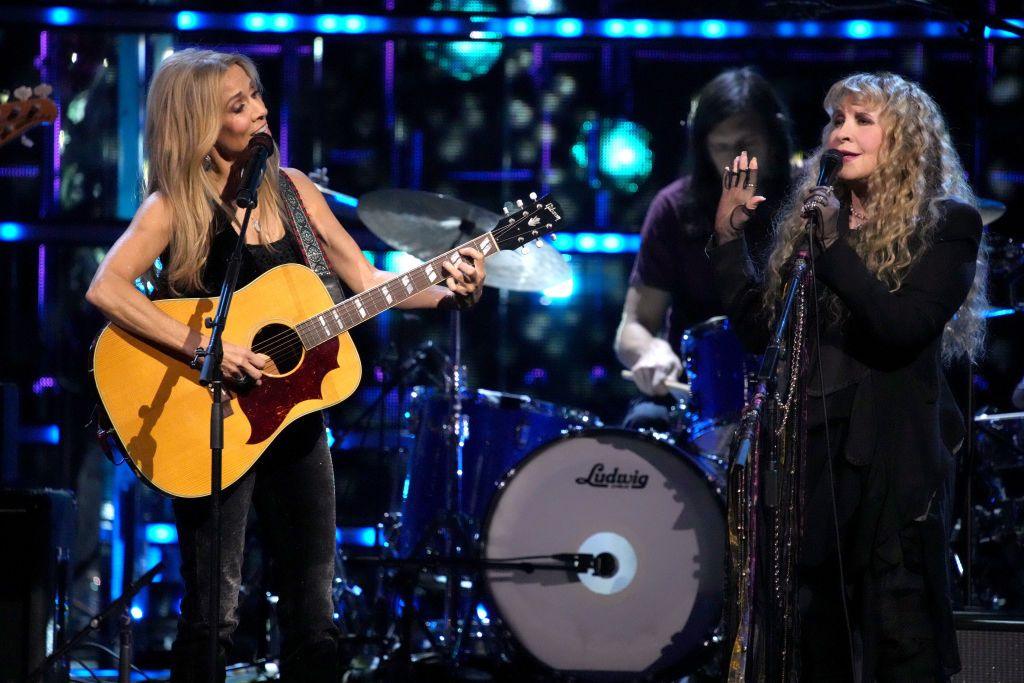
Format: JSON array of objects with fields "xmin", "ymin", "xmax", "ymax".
[{"xmin": 710, "ymin": 199, "xmax": 982, "ymax": 530}]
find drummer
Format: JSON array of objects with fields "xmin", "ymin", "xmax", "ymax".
[{"xmin": 615, "ymin": 68, "xmax": 793, "ymax": 429}]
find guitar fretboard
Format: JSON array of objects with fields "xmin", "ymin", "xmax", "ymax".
[{"xmin": 293, "ymin": 232, "xmax": 498, "ymax": 348}]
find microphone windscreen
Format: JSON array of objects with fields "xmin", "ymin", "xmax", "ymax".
[
  {"xmin": 248, "ymin": 131, "xmax": 274, "ymax": 155},
  {"xmin": 817, "ymin": 149, "xmax": 843, "ymax": 187}
]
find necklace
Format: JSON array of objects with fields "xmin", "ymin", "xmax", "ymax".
[{"xmin": 850, "ymin": 206, "xmax": 869, "ymax": 221}]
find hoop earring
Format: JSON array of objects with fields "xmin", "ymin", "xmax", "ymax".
[{"xmin": 202, "ymin": 153, "xmax": 212, "ymax": 171}]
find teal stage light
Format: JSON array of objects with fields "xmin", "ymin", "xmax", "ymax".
[
  {"xmin": 573, "ymin": 119, "xmax": 654, "ymax": 192},
  {"xmin": 424, "ymin": 0, "xmax": 503, "ymax": 80}
]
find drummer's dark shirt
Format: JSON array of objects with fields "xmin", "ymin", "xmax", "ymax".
[{"xmin": 630, "ymin": 176, "xmax": 769, "ymax": 351}]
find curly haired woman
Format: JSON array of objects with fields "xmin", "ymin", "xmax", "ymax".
[{"xmin": 711, "ymin": 72, "xmax": 986, "ymax": 681}]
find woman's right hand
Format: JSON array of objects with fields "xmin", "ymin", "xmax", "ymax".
[
  {"xmin": 713, "ymin": 150, "xmax": 767, "ymax": 245},
  {"xmin": 219, "ymin": 340, "xmax": 269, "ymax": 386}
]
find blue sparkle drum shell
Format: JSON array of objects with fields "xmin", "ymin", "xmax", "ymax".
[{"xmin": 398, "ymin": 387, "xmax": 598, "ymax": 557}]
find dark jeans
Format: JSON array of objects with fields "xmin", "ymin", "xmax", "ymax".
[{"xmin": 170, "ymin": 415, "xmax": 339, "ymax": 683}]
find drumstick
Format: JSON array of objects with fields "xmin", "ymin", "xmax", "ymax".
[{"xmin": 620, "ymin": 370, "xmax": 692, "ymax": 399}]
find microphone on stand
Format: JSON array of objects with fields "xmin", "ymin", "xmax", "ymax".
[
  {"xmin": 235, "ymin": 132, "xmax": 275, "ymax": 209},
  {"xmin": 799, "ymin": 149, "xmax": 844, "ymax": 252}
]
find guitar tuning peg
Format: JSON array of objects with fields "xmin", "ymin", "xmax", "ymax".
[
  {"xmin": 13, "ymin": 86, "xmax": 32, "ymax": 102},
  {"xmin": 516, "ymin": 198, "xmax": 524, "ymax": 208},
  {"xmin": 502, "ymin": 202, "xmax": 515, "ymax": 215},
  {"xmin": 33, "ymin": 84, "xmax": 53, "ymax": 98},
  {"xmin": 529, "ymin": 192, "xmax": 538, "ymax": 201},
  {"xmin": 21, "ymin": 135, "xmax": 34, "ymax": 148}
]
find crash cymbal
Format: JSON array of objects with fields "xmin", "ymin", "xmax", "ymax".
[
  {"xmin": 978, "ymin": 198, "xmax": 1007, "ymax": 226},
  {"xmin": 358, "ymin": 189, "xmax": 570, "ymax": 292}
]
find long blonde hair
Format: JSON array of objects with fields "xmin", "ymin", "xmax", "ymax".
[
  {"xmin": 762, "ymin": 72, "xmax": 987, "ymax": 362},
  {"xmin": 144, "ymin": 48, "xmax": 285, "ymax": 294}
]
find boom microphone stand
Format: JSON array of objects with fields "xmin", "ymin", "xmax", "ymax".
[{"xmin": 190, "ymin": 134, "xmax": 273, "ymax": 682}]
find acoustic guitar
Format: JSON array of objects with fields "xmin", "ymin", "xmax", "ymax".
[{"xmin": 91, "ymin": 194, "xmax": 563, "ymax": 497}]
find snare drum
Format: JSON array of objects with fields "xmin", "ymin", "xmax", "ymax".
[{"xmin": 482, "ymin": 429, "xmax": 726, "ymax": 679}]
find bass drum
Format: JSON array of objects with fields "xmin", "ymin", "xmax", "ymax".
[{"xmin": 481, "ymin": 430, "xmax": 726, "ymax": 679}]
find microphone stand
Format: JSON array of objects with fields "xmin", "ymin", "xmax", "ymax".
[
  {"xmin": 28, "ymin": 563, "xmax": 164, "ymax": 683},
  {"xmin": 726, "ymin": 246, "xmax": 810, "ymax": 683},
  {"xmin": 190, "ymin": 159, "xmax": 266, "ymax": 683}
]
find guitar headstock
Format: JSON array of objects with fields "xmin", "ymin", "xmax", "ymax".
[
  {"xmin": 0, "ymin": 84, "xmax": 57, "ymax": 149},
  {"xmin": 490, "ymin": 192, "xmax": 563, "ymax": 251}
]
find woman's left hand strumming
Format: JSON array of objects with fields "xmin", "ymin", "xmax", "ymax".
[
  {"xmin": 442, "ymin": 246, "xmax": 486, "ymax": 309},
  {"xmin": 801, "ymin": 185, "xmax": 842, "ymax": 249}
]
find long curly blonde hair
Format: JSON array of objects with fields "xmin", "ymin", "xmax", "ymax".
[
  {"xmin": 145, "ymin": 49, "xmax": 285, "ymax": 295},
  {"xmin": 762, "ymin": 72, "xmax": 987, "ymax": 362}
]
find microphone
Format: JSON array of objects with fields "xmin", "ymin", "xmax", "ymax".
[
  {"xmin": 235, "ymin": 132, "xmax": 275, "ymax": 209},
  {"xmin": 816, "ymin": 148, "xmax": 843, "ymax": 188}
]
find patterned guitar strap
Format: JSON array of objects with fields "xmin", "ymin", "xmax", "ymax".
[{"xmin": 278, "ymin": 169, "xmax": 347, "ymax": 304}]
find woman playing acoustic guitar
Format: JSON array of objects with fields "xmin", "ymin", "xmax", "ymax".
[{"xmin": 86, "ymin": 48, "xmax": 485, "ymax": 682}]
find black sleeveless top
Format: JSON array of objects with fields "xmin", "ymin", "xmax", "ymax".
[
  {"xmin": 154, "ymin": 206, "xmax": 307, "ymax": 300},
  {"xmin": 198, "ymin": 217, "xmax": 306, "ymax": 295}
]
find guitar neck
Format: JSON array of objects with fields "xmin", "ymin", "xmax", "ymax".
[{"xmin": 294, "ymin": 232, "xmax": 499, "ymax": 348}]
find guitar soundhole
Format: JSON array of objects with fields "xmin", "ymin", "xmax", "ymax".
[{"xmin": 251, "ymin": 323, "xmax": 303, "ymax": 375}]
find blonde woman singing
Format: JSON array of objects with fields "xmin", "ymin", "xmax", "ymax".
[
  {"xmin": 711, "ymin": 72, "xmax": 986, "ymax": 681},
  {"xmin": 86, "ymin": 49, "xmax": 485, "ymax": 682}
]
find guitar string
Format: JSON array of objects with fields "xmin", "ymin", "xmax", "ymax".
[{"xmin": 243, "ymin": 210, "xmax": 553, "ymax": 362}]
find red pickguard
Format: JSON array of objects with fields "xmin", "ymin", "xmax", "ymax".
[{"xmin": 237, "ymin": 337, "xmax": 340, "ymax": 444}]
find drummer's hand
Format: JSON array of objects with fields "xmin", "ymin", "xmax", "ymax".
[
  {"xmin": 441, "ymin": 246, "xmax": 486, "ymax": 310},
  {"xmin": 714, "ymin": 151, "xmax": 767, "ymax": 245},
  {"xmin": 629, "ymin": 339, "xmax": 683, "ymax": 397}
]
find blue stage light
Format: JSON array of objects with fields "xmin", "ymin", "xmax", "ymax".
[
  {"xmin": 699, "ymin": 20, "xmax": 726, "ymax": 39},
  {"xmin": 575, "ymin": 233, "xmax": 598, "ymax": 252},
  {"xmin": 601, "ymin": 234, "xmax": 624, "ymax": 252},
  {"xmin": 341, "ymin": 15, "xmax": 368, "ymax": 33},
  {"xmin": 845, "ymin": 20, "xmax": 873, "ymax": 39},
  {"xmin": 777, "ymin": 21, "xmax": 797, "ymax": 37},
  {"xmin": 270, "ymin": 14, "xmax": 296, "ymax": 32},
  {"xmin": 925, "ymin": 21, "xmax": 946, "ymax": 37},
  {"xmin": 145, "ymin": 523, "xmax": 178, "ymax": 544},
  {"xmin": 631, "ymin": 20, "xmax": 654, "ymax": 37},
  {"xmin": 176, "ymin": 11, "xmax": 200, "ymax": 31},
  {"xmin": 603, "ymin": 19, "xmax": 628, "ymax": 37},
  {"xmin": 802, "ymin": 22, "xmax": 822, "ymax": 37},
  {"xmin": 47, "ymin": 7, "xmax": 76, "ymax": 26},
  {"xmin": 508, "ymin": 17, "xmax": 534, "ymax": 36},
  {"xmin": 556, "ymin": 18, "xmax": 583, "ymax": 37},
  {"xmin": 242, "ymin": 13, "xmax": 268, "ymax": 32},
  {"xmin": 325, "ymin": 427, "xmax": 336, "ymax": 448},
  {"xmin": 0, "ymin": 222, "xmax": 26, "ymax": 241},
  {"xmin": 317, "ymin": 15, "xmax": 341, "ymax": 32},
  {"xmin": 336, "ymin": 526, "xmax": 379, "ymax": 547},
  {"xmin": 20, "ymin": 425, "xmax": 60, "ymax": 445},
  {"xmin": 130, "ymin": 606, "xmax": 144, "ymax": 620}
]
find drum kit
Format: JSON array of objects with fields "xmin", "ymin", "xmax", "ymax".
[
  {"xmin": 332, "ymin": 188, "xmax": 748, "ymax": 681},
  {"xmin": 329, "ymin": 188, "xmax": 1023, "ymax": 679}
]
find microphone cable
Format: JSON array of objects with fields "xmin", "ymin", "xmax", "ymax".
[{"xmin": 804, "ymin": 215, "xmax": 857, "ymax": 680}]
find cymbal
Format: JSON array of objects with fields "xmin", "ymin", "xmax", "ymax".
[
  {"xmin": 358, "ymin": 189, "xmax": 570, "ymax": 292},
  {"xmin": 979, "ymin": 198, "xmax": 1006, "ymax": 226}
]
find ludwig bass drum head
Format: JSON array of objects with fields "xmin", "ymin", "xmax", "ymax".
[{"xmin": 482, "ymin": 430, "xmax": 726, "ymax": 678}]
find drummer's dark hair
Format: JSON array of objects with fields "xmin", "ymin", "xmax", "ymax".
[{"xmin": 682, "ymin": 67, "xmax": 793, "ymax": 249}]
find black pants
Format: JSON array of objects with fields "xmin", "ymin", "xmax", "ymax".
[
  {"xmin": 798, "ymin": 417, "xmax": 953, "ymax": 682},
  {"xmin": 169, "ymin": 416, "xmax": 339, "ymax": 682}
]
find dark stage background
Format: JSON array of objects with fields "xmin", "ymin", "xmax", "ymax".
[{"xmin": 0, "ymin": 0, "xmax": 1022, "ymax": 670}]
